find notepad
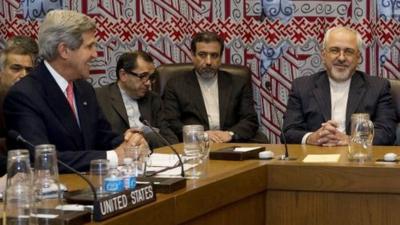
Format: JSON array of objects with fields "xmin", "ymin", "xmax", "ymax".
[
  {"xmin": 233, "ymin": 147, "xmax": 262, "ymax": 152},
  {"xmin": 303, "ymin": 154, "xmax": 340, "ymax": 163}
]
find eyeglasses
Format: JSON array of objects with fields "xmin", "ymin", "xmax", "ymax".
[
  {"xmin": 326, "ymin": 47, "xmax": 358, "ymax": 58},
  {"xmin": 125, "ymin": 70, "xmax": 156, "ymax": 82}
]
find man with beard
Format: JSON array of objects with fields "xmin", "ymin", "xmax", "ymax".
[
  {"xmin": 96, "ymin": 51, "xmax": 179, "ymax": 148},
  {"xmin": 4, "ymin": 10, "xmax": 147, "ymax": 172},
  {"xmin": 282, "ymin": 27, "xmax": 397, "ymax": 146},
  {"xmin": 163, "ymin": 31, "xmax": 258, "ymax": 143}
]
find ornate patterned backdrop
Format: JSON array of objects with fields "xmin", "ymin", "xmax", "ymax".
[{"xmin": 0, "ymin": 0, "xmax": 399, "ymax": 143}]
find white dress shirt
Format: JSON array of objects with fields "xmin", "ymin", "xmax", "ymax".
[
  {"xmin": 301, "ymin": 77, "xmax": 351, "ymax": 144},
  {"xmin": 44, "ymin": 60, "xmax": 118, "ymax": 163},
  {"xmin": 119, "ymin": 84, "xmax": 145, "ymax": 129},
  {"xmin": 196, "ymin": 73, "xmax": 220, "ymax": 130}
]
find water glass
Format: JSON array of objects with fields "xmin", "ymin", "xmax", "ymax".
[
  {"xmin": 3, "ymin": 149, "xmax": 32, "ymax": 225},
  {"xmin": 31, "ymin": 144, "xmax": 63, "ymax": 225},
  {"xmin": 90, "ymin": 159, "xmax": 109, "ymax": 197},
  {"xmin": 182, "ymin": 125, "xmax": 210, "ymax": 179},
  {"xmin": 348, "ymin": 113, "xmax": 374, "ymax": 162},
  {"xmin": 125, "ymin": 145, "xmax": 151, "ymax": 176}
]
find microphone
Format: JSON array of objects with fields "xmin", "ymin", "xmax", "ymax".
[
  {"xmin": 8, "ymin": 130, "xmax": 98, "ymax": 201},
  {"xmin": 264, "ymin": 81, "xmax": 294, "ymax": 160},
  {"xmin": 139, "ymin": 118, "xmax": 185, "ymax": 177}
]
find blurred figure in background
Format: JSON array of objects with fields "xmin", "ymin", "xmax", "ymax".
[{"xmin": 0, "ymin": 36, "xmax": 38, "ymax": 164}]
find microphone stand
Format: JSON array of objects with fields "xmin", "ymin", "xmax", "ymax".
[
  {"xmin": 8, "ymin": 130, "xmax": 98, "ymax": 201},
  {"xmin": 264, "ymin": 81, "xmax": 295, "ymax": 160}
]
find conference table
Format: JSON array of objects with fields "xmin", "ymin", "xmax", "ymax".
[{"xmin": 60, "ymin": 143, "xmax": 400, "ymax": 225}]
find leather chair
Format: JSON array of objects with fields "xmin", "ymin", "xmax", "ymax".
[
  {"xmin": 154, "ymin": 63, "xmax": 251, "ymax": 96},
  {"xmin": 389, "ymin": 79, "xmax": 400, "ymax": 145},
  {"xmin": 155, "ymin": 63, "xmax": 269, "ymax": 143}
]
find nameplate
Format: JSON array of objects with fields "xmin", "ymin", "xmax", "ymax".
[
  {"xmin": 210, "ymin": 146, "xmax": 265, "ymax": 161},
  {"xmin": 93, "ymin": 184, "xmax": 156, "ymax": 221}
]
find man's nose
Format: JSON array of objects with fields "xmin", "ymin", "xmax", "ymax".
[{"xmin": 205, "ymin": 55, "xmax": 212, "ymax": 65}]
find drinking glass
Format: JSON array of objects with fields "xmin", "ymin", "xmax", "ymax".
[
  {"xmin": 3, "ymin": 149, "xmax": 32, "ymax": 225},
  {"xmin": 125, "ymin": 145, "xmax": 151, "ymax": 176},
  {"xmin": 31, "ymin": 144, "xmax": 63, "ymax": 225},
  {"xmin": 182, "ymin": 125, "xmax": 210, "ymax": 179},
  {"xmin": 89, "ymin": 159, "xmax": 109, "ymax": 197},
  {"xmin": 348, "ymin": 113, "xmax": 374, "ymax": 162}
]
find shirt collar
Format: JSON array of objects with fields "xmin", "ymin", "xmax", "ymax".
[
  {"xmin": 328, "ymin": 77, "xmax": 351, "ymax": 90},
  {"xmin": 44, "ymin": 60, "xmax": 69, "ymax": 93}
]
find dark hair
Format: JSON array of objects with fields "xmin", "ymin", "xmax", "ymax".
[
  {"xmin": 190, "ymin": 31, "xmax": 224, "ymax": 55},
  {"xmin": 116, "ymin": 51, "xmax": 154, "ymax": 80}
]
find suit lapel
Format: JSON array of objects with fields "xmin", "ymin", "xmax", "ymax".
[
  {"xmin": 37, "ymin": 65, "xmax": 83, "ymax": 148},
  {"xmin": 109, "ymin": 83, "xmax": 129, "ymax": 126},
  {"xmin": 312, "ymin": 74, "xmax": 331, "ymax": 121},
  {"xmin": 218, "ymin": 71, "xmax": 232, "ymax": 128},
  {"xmin": 138, "ymin": 94, "xmax": 151, "ymax": 124},
  {"xmin": 345, "ymin": 72, "xmax": 366, "ymax": 132},
  {"xmin": 189, "ymin": 72, "xmax": 209, "ymax": 128}
]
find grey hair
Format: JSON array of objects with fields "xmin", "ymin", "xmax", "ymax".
[
  {"xmin": 0, "ymin": 44, "xmax": 36, "ymax": 70},
  {"xmin": 322, "ymin": 26, "xmax": 363, "ymax": 50},
  {"xmin": 0, "ymin": 51, "xmax": 5, "ymax": 71},
  {"xmin": 38, "ymin": 10, "xmax": 96, "ymax": 61}
]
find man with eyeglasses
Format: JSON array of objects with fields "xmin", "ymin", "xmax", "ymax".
[
  {"xmin": 282, "ymin": 26, "xmax": 397, "ymax": 146},
  {"xmin": 96, "ymin": 51, "xmax": 179, "ymax": 148}
]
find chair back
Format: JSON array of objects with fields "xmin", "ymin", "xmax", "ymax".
[
  {"xmin": 154, "ymin": 63, "xmax": 251, "ymax": 96},
  {"xmin": 388, "ymin": 79, "xmax": 400, "ymax": 145}
]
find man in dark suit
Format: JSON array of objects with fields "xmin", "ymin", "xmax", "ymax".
[
  {"xmin": 4, "ymin": 10, "xmax": 147, "ymax": 172},
  {"xmin": 96, "ymin": 51, "xmax": 178, "ymax": 148},
  {"xmin": 0, "ymin": 36, "xmax": 38, "ymax": 176},
  {"xmin": 0, "ymin": 36, "xmax": 38, "ymax": 143},
  {"xmin": 282, "ymin": 26, "xmax": 397, "ymax": 146},
  {"xmin": 163, "ymin": 31, "xmax": 258, "ymax": 143}
]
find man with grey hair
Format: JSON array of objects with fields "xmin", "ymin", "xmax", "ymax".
[
  {"xmin": 4, "ymin": 10, "xmax": 147, "ymax": 172},
  {"xmin": 0, "ymin": 36, "xmax": 38, "ymax": 154},
  {"xmin": 0, "ymin": 36, "xmax": 37, "ymax": 89},
  {"xmin": 282, "ymin": 26, "xmax": 397, "ymax": 145}
]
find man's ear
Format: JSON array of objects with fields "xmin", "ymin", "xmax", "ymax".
[
  {"xmin": 119, "ymin": 69, "xmax": 127, "ymax": 81},
  {"xmin": 57, "ymin": 42, "xmax": 70, "ymax": 59}
]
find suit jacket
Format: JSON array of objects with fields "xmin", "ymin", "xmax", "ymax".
[
  {"xmin": 4, "ymin": 62, "xmax": 123, "ymax": 172},
  {"xmin": 163, "ymin": 70, "xmax": 258, "ymax": 141},
  {"xmin": 0, "ymin": 83, "xmax": 9, "ymax": 154},
  {"xmin": 95, "ymin": 82, "xmax": 178, "ymax": 147},
  {"xmin": 282, "ymin": 71, "xmax": 397, "ymax": 145}
]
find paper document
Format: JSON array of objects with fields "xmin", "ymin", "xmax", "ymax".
[
  {"xmin": 148, "ymin": 153, "xmax": 180, "ymax": 167},
  {"xmin": 303, "ymin": 154, "xmax": 341, "ymax": 163},
  {"xmin": 233, "ymin": 147, "xmax": 261, "ymax": 152},
  {"xmin": 146, "ymin": 164, "xmax": 197, "ymax": 177}
]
